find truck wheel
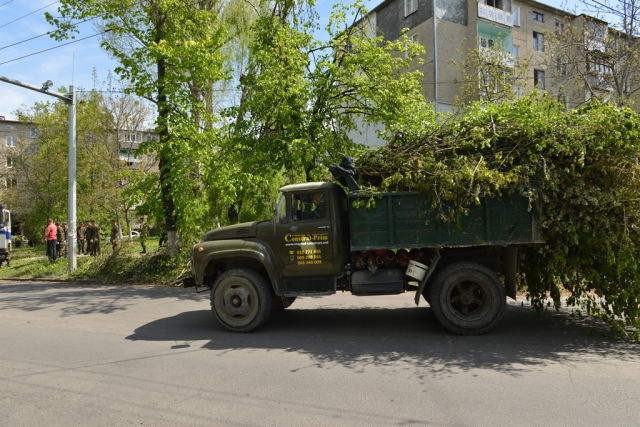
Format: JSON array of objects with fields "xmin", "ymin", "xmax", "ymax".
[
  {"xmin": 210, "ymin": 269, "xmax": 272, "ymax": 333},
  {"xmin": 271, "ymin": 296, "xmax": 296, "ymax": 311},
  {"xmin": 429, "ymin": 262, "xmax": 506, "ymax": 335}
]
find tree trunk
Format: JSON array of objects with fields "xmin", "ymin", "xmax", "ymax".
[
  {"xmin": 123, "ymin": 207, "xmax": 132, "ymax": 241},
  {"xmin": 156, "ymin": 25, "xmax": 179, "ymax": 257},
  {"xmin": 168, "ymin": 230, "xmax": 179, "ymax": 257},
  {"xmin": 227, "ymin": 199, "xmax": 242, "ymax": 224}
]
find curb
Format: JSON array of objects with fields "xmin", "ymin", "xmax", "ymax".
[{"xmin": 0, "ymin": 277, "xmax": 103, "ymax": 283}]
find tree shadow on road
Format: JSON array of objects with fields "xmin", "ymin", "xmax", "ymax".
[
  {"xmin": 125, "ymin": 302, "xmax": 640, "ymax": 378},
  {"xmin": 0, "ymin": 283, "xmax": 205, "ymax": 316}
]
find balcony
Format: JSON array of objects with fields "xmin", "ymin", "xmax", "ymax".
[
  {"xmin": 478, "ymin": 3, "xmax": 513, "ymax": 27},
  {"xmin": 586, "ymin": 72, "xmax": 614, "ymax": 91},
  {"xmin": 480, "ymin": 47, "xmax": 516, "ymax": 68},
  {"xmin": 119, "ymin": 151, "xmax": 142, "ymax": 164},
  {"xmin": 585, "ymin": 38, "xmax": 606, "ymax": 53}
]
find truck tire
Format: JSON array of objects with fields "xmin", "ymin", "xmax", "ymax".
[
  {"xmin": 210, "ymin": 269, "xmax": 272, "ymax": 333},
  {"xmin": 429, "ymin": 262, "xmax": 506, "ymax": 335},
  {"xmin": 271, "ymin": 296, "xmax": 296, "ymax": 311}
]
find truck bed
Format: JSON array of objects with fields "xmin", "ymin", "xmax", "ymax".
[{"xmin": 348, "ymin": 192, "xmax": 543, "ymax": 251}]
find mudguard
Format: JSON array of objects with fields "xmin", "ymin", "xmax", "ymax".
[{"xmin": 191, "ymin": 239, "xmax": 284, "ymax": 295}]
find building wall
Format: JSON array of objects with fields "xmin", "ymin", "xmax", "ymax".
[{"xmin": 0, "ymin": 116, "xmax": 159, "ymax": 198}]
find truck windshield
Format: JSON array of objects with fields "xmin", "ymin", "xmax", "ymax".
[{"xmin": 276, "ymin": 193, "xmax": 287, "ymax": 222}]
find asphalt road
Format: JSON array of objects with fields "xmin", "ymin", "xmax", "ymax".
[{"xmin": 0, "ymin": 282, "xmax": 639, "ymax": 426}]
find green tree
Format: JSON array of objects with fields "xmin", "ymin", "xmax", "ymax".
[
  {"xmin": 211, "ymin": 0, "xmax": 429, "ymax": 221},
  {"xmin": 452, "ymin": 37, "xmax": 531, "ymax": 105},
  {"xmin": 8, "ymin": 90, "xmax": 123, "ymax": 237},
  {"xmin": 543, "ymin": 15, "xmax": 640, "ymax": 108},
  {"xmin": 48, "ymin": 0, "xmax": 229, "ymax": 256}
]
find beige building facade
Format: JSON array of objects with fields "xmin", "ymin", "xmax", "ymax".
[
  {"xmin": 353, "ymin": 0, "xmax": 632, "ymax": 146},
  {"xmin": 0, "ymin": 114, "xmax": 158, "ymax": 215}
]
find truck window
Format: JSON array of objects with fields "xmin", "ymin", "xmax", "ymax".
[
  {"xmin": 293, "ymin": 192, "xmax": 326, "ymax": 221},
  {"xmin": 276, "ymin": 193, "xmax": 287, "ymax": 223}
]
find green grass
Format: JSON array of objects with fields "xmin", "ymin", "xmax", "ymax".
[{"xmin": 0, "ymin": 237, "xmax": 186, "ymax": 285}]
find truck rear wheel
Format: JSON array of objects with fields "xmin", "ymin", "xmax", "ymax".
[
  {"xmin": 429, "ymin": 262, "xmax": 506, "ymax": 335},
  {"xmin": 210, "ymin": 269, "xmax": 272, "ymax": 333}
]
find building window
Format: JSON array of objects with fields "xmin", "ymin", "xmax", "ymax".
[
  {"xmin": 5, "ymin": 124, "xmax": 15, "ymax": 130},
  {"xmin": 587, "ymin": 20, "xmax": 606, "ymax": 40},
  {"xmin": 147, "ymin": 155, "xmax": 156, "ymax": 164},
  {"xmin": 121, "ymin": 132, "xmax": 142, "ymax": 143},
  {"xmin": 146, "ymin": 135, "xmax": 155, "ymax": 141},
  {"xmin": 587, "ymin": 58, "xmax": 612, "ymax": 74},
  {"xmin": 513, "ymin": 7, "xmax": 520, "ymax": 26},
  {"xmin": 533, "ymin": 11, "xmax": 544, "ymax": 22},
  {"xmin": 479, "ymin": 37, "xmax": 496, "ymax": 49},
  {"xmin": 558, "ymin": 94, "xmax": 568, "ymax": 111},
  {"xmin": 6, "ymin": 157, "xmax": 14, "ymax": 168},
  {"xmin": 556, "ymin": 21, "xmax": 565, "ymax": 34},
  {"xmin": 5, "ymin": 136, "xmax": 17, "ymax": 147},
  {"xmin": 5, "ymin": 178, "xmax": 17, "ymax": 188},
  {"xmin": 404, "ymin": 0, "xmax": 418, "ymax": 17},
  {"xmin": 513, "ymin": 46, "xmax": 519, "ymax": 57},
  {"xmin": 533, "ymin": 32, "xmax": 544, "ymax": 51},
  {"xmin": 482, "ymin": 0, "xmax": 510, "ymax": 11},
  {"xmin": 406, "ymin": 34, "xmax": 419, "ymax": 59},
  {"xmin": 557, "ymin": 58, "xmax": 567, "ymax": 76},
  {"xmin": 534, "ymin": 69, "xmax": 545, "ymax": 89},
  {"xmin": 30, "ymin": 128, "xmax": 37, "ymax": 138}
]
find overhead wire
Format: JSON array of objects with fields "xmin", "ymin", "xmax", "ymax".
[
  {"xmin": 0, "ymin": 1, "xmax": 59, "ymax": 29},
  {"xmin": 0, "ymin": 0, "xmax": 16, "ymax": 9},
  {"xmin": 0, "ymin": 15, "xmax": 105, "ymax": 51},
  {"xmin": 0, "ymin": 29, "xmax": 111, "ymax": 66}
]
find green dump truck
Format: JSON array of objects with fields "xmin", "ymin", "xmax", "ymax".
[{"xmin": 185, "ymin": 182, "xmax": 543, "ymax": 335}]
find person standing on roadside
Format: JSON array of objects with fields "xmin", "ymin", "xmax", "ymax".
[
  {"xmin": 110, "ymin": 220, "xmax": 119, "ymax": 251},
  {"xmin": 158, "ymin": 219, "xmax": 167, "ymax": 247},
  {"xmin": 139, "ymin": 216, "xmax": 149, "ymax": 254},
  {"xmin": 85, "ymin": 220, "xmax": 95, "ymax": 256},
  {"xmin": 59, "ymin": 222, "xmax": 68, "ymax": 258},
  {"xmin": 94, "ymin": 220, "xmax": 101, "ymax": 255},
  {"xmin": 55, "ymin": 222, "xmax": 63, "ymax": 256},
  {"xmin": 77, "ymin": 221, "xmax": 86, "ymax": 254},
  {"xmin": 41, "ymin": 219, "xmax": 57, "ymax": 262}
]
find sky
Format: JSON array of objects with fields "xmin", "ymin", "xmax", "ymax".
[{"xmin": 0, "ymin": 0, "xmax": 586, "ymax": 121}]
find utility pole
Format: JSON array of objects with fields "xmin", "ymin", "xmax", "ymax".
[
  {"xmin": 0, "ymin": 75, "xmax": 77, "ymax": 272},
  {"xmin": 432, "ymin": 0, "xmax": 439, "ymax": 113}
]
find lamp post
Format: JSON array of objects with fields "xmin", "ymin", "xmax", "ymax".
[{"xmin": 0, "ymin": 75, "xmax": 77, "ymax": 272}]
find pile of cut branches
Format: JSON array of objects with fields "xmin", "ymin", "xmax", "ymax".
[{"xmin": 356, "ymin": 94, "xmax": 640, "ymax": 340}]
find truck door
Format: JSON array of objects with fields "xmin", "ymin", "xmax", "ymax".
[{"xmin": 278, "ymin": 190, "xmax": 335, "ymax": 292}]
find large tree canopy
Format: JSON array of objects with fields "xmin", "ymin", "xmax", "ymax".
[{"xmin": 48, "ymin": 0, "xmax": 229, "ymax": 255}]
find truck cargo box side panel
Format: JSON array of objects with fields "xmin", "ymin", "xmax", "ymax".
[{"xmin": 349, "ymin": 192, "xmax": 542, "ymax": 251}]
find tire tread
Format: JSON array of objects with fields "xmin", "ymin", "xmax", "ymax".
[
  {"xmin": 210, "ymin": 268, "xmax": 272, "ymax": 333},
  {"xmin": 429, "ymin": 262, "xmax": 506, "ymax": 336}
]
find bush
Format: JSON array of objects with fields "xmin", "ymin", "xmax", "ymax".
[{"xmin": 357, "ymin": 94, "xmax": 640, "ymax": 340}]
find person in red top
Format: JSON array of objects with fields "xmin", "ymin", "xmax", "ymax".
[{"xmin": 41, "ymin": 218, "xmax": 57, "ymax": 262}]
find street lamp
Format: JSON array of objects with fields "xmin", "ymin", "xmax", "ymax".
[{"xmin": 0, "ymin": 75, "xmax": 77, "ymax": 272}]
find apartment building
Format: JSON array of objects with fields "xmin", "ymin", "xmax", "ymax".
[
  {"xmin": 0, "ymin": 115, "xmax": 159, "ymax": 209},
  {"xmin": 351, "ymin": 0, "xmax": 632, "ymax": 146},
  {"xmin": 0, "ymin": 116, "xmax": 34, "ymax": 191}
]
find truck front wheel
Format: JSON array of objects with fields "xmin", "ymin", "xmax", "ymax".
[
  {"xmin": 210, "ymin": 269, "xmax": 272, "ymax": 333},
  {"xmin": 429, "ymin": 262, "xmax": 506, "ymax": 335}
]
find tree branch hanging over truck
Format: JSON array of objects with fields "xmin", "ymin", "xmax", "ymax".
[{"xmin": 184, "ymin": 176, "xmax": 542, "ymax": 335}]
